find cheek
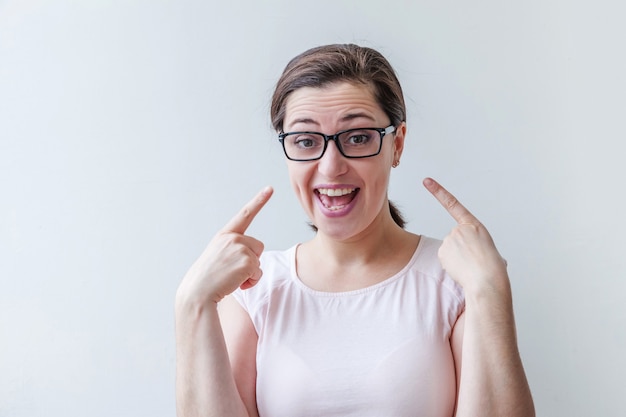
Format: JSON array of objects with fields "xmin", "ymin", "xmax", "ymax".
[
  {"xmin": 287, "ymin": 164, "xmax": 311, "ymax": 200},
  {"xmin": 383, "ymin": 140, "xmax": 397, "ymax": 164},
  {"xmin": 367, "ymin": 165, "xmax": 392, "ymax": 197}
]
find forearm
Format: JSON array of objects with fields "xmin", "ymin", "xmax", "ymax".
[
  {"xmin": 175, "ymin": 292, "xmax": 249, "ymax": 417},
  {"xmin": 455, "ymin": 282, "xmax": 535, "ymax": 417}
]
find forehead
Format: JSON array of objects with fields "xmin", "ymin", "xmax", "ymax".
[{"xmin": 284, "ymin": 82, "xmax": 385, "ymax": 129}]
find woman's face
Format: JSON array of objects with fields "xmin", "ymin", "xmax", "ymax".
[{"xmin": 283, "ymin": 81, "xmax": 405, "ymax": 242}]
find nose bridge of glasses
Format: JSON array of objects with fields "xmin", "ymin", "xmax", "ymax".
[{"xmin": 324, "ymin": 133, "xmax": 346, "ymax": 156}]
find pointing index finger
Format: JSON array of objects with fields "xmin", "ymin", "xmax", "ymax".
[
  {"xmin": 423, "ymin": 177, "xmax": 479, "ymax": 225},
  {"xmin": 222, "ymin": 186, "xmax": 274, "ymax": 234}
]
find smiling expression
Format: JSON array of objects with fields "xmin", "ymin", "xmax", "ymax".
[{"xmin": 283, "ymin": 81, "xmax": 405, "ymax": 241}]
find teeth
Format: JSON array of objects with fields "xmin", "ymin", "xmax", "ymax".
[{"xmin": 317, "ymin": 188, "xmax": 355, "ymax": 196}]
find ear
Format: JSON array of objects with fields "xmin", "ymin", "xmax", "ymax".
[{"xmin": 392, "ymin": 122, "xmax": 407, "ymax": 162}]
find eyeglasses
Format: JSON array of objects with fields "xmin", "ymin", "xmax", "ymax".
[{"xmin": 278, "ymin": 125, "xmax": 395, "ymax": 161}]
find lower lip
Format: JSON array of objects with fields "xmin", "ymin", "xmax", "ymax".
[{"xmin": 315, "ymin": 190, "xmax": 359, "ymax": 218}]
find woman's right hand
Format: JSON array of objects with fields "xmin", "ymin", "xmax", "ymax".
[{"xmin": 177, "ymin": 186, "xmax": 274, "ymax": 306}]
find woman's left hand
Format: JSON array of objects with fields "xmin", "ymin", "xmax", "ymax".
[{"xmin": 423, "ymin": 177, "xmax": 510, "ymax": 296}]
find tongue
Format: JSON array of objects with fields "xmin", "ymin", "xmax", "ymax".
[{"xmin": 319, "ymin": 192, "xmax": 355, "ymax": 208}]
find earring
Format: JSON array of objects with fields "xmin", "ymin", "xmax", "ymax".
[{"xmin": 392, "ymin": 160, "xmax": 400, "ymax": 168}]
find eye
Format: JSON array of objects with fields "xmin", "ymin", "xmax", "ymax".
[
  {"xmin": 295, "ymin": 138, "xmax": 314, "ymax": 148},
  {"xmin": 292, "ymin": 134, "xmax": 322, "ymax": 149},
  {"xmin": 344, "ymin": 130, "xmax": 373, "ymax": 146}
]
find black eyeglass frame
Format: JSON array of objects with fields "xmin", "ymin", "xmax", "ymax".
[{"xmin": 278, "ymin": 125, "xmax": 396, "ymax": 161}]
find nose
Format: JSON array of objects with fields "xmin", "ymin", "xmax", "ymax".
[{"xmin": 317, "ymin": 139, "xmax": 348, "ymax": 178}]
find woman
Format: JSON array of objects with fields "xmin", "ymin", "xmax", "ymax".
[{"xmin": 175, "ymin": 44, "xmax": 535, "ymax": 417}]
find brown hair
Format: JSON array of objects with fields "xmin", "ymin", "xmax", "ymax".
[
  {"xmin": 271, "ymin": 44, "xmax": 406, "ymax": 132},
  {"xmin": 271, "ymin": 44, "xmax": 407, "ymax": 229}
]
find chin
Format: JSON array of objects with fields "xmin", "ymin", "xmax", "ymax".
[{"xmin": 313, "ymin": 218, "xmax": 367, "ymax": 241}]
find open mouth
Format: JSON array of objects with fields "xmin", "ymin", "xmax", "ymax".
[{"xmin": 315, "ymin": 187, "xmax": 359, "ymax": 211}]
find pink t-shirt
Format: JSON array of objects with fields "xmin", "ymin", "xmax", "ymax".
[{"xmin": 233, "ymin": 236, "xmax": 465, "ymax": 417}]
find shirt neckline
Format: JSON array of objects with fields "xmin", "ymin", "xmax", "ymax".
[{"xmin": 287, "ymin": 235, "xmax": 432, "ymax": 297}]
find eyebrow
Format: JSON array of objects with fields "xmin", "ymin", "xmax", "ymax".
[
  {"xmin": 288, "ymin": 112, "xmax": 377, "ymax": 129},
  {"xmin": 290, "ymin": 117, "xmax": 319, "ymax": 127},
  {"xmin": 340, "ymin": 112, "xmax": 376, "ymax": 122}
]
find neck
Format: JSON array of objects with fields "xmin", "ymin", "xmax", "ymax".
[
  {"xmin": 310, "ymin": 221, "xmax": 405, "ymax": 265},
  {"xmin": 296, "ymin": 212, "xmax": 419, "ymax": 292},
  {"xmin": 306, "ymin": 207, "xmax": 413, "ymax": 268}
]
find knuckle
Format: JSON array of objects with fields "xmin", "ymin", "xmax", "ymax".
[
  {"xmin": 240, "ymin": 206, "xmax": 251, "ymax": 219},
  {"xmin": 443, "ymin": 195, "xmax": 459, "ymax": 211}
]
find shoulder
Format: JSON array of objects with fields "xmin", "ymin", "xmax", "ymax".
[
  {"xmin": 401, "ymin": 235, "xmax": 465, "ymax": 335},
  {"xmin": 232, "ymin": 246, "xmax": 296, "ymax": 310},
  {"xmin": 412, "ymin": 235, "xmax": 465, "ymax": 304},
  {"xmin": 259, "ymin": 247, "xmax": 293, "ymax": 274}
]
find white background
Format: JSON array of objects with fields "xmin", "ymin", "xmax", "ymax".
[{"xmin": 1, "ymin": 0, "xmax": 625, "ymax": 416}]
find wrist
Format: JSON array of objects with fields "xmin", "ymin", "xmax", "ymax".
[
  {"xmin": 175, "ymin": 284, "xmax": 219, "ymax": 318},
  {"xmin": 462, "ymin": 272, "xmax": 513, "ymax": 307}
]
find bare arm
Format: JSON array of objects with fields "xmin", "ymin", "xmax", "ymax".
[
  {"xmin": 425, "ymin": 178, "xmax": 535, "ymax": 417},
  {"xmin": 219, "ymin": 295, "xmax": 260, "ymax": 417},
  {"xmin": 175, "ymin": 296, "xmax": 249, "ymax": 417},
  {"xmin": 175, "ymin": 187, "xmax": 272, "ymax": 417}
]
